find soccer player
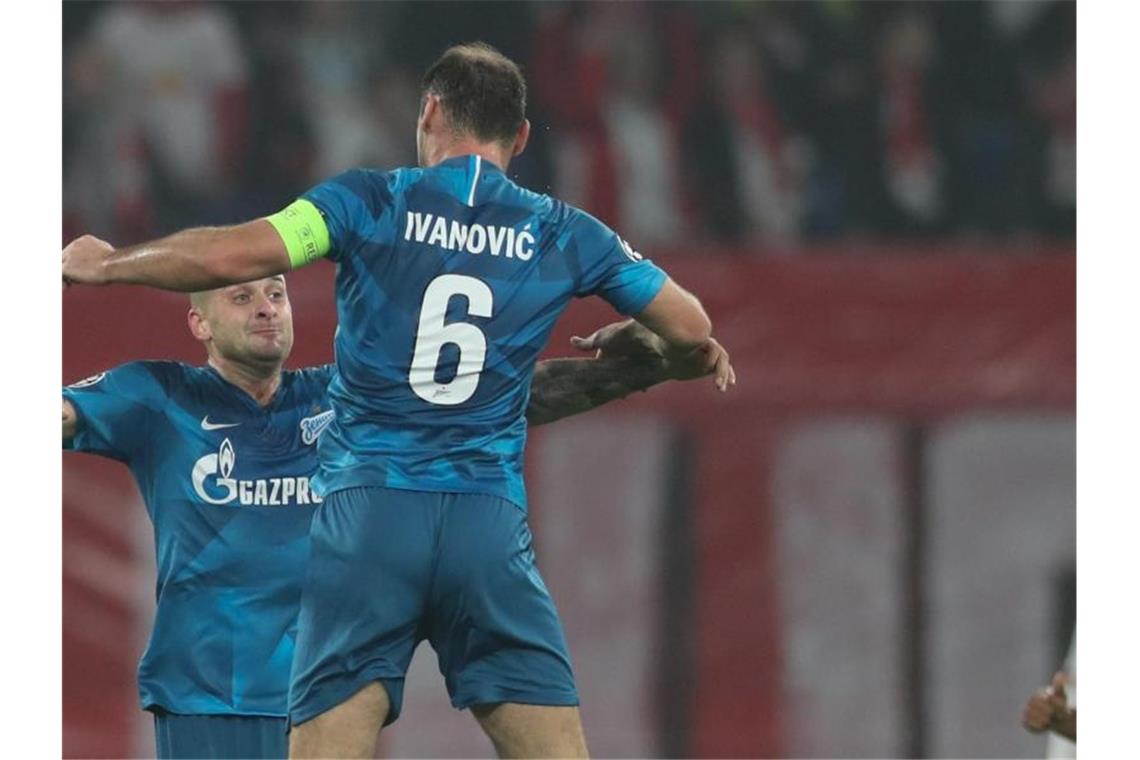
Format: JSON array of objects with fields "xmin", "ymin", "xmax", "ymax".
[
  {"xmin": 64, "ymin": 275, "xmax": 732, "ymax": 759},
  {"xmin": 63, "ymin": 42, "xmax": 727, "ymax": 758}
]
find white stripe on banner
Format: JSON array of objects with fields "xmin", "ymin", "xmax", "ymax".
[{"xmin": 773, "ymin": 418, "xmax": 906, "ymax": 757}]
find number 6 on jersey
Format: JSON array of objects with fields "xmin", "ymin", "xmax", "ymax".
[{"xmin": 409, "ymin": 274, "xmax": 494, "ymax": 406}]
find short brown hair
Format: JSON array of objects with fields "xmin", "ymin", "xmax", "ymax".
[{"xmin": 421, "ymin": 42, "xmax": 527, "ymax": 146}]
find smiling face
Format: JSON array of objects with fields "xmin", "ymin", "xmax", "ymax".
[{"xmin": 188, "ymin": 276, "xmax": 295, "ymax": 370}]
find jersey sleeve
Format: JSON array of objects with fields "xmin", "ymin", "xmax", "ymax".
[
  {"xmin": 299, "ymin": 169, "xmax": 387, "ymax": 263},
  {"xmin": 63, "ymin": 362, "xmax": 169, "ymax": 462},
  {"xmin": 568, "ymin": 210, "xmax": 668, "ymax": 316}
]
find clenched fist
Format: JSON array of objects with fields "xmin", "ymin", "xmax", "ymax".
[
  {"xmin": 62, "ymin": 234, "xmax": 115, "ymax": 287},
  {"xmin": 1021, "ymin": 671, "xmax": 1076, "ymax": 742}
]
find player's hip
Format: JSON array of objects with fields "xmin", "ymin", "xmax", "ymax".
[{"xmin": 308, "ymin": 485, "xmax": 532, "ymax": 555}]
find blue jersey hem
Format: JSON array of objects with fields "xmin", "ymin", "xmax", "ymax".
[{"xmin": 316, "ymin": 479, "xmax": 528, "ymax": 514}]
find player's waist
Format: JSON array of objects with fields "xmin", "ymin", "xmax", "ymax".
[
  {"xmin": 328, "ymin": 376, "xmax": 528, "ymax": 429},
  {"xmin": 312, "ymin": 455, "xmax": 528, "ymax": 511}
]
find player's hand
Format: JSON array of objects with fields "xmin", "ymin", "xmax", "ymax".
[
  {"xmin": 1021, "ymin": 671, "xmax": 1071, "ymax": 734},
  {"xmin": 669, "ymin": 337, "xmax": 736, "ymax": 391},
  {"xmin": 571, "ymin": 321, "xmax": 736, "ymax": 392},
  {"xmin": 571, "ymin": 319, "xmax": 666, "ymax": 361},
  {"xmin": 63, "ymin": 234, "xmax": 115, "ymax": 287}
]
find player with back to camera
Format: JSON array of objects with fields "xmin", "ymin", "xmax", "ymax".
[
  {"xmin": 63, "ymin": 276, "xmax": 731, "ymax": 760},
  {"xmin": 63, "ymin": 42, "xmax": 734, "ymax": 758}
]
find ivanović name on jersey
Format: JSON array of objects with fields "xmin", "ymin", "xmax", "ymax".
[{"xmin": 404, "ymin": 211, "xmax": 537, "ymax": 261}]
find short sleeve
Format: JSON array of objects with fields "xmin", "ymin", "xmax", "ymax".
[
  {"xmin": 63, "ymin": 362, "xmax": 168, "ymax": 462},
  {"xmin": 568, "ymin": 210, "xmax": 668, "ymax": 316},
  {"xmin": 300, "ymin": 169, "xmax": 385, "ymax": 262}
]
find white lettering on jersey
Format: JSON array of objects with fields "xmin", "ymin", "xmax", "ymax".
[
  {"xmin": 299, "ymin": 409, "xmax": 335, "ymax": 445},
  {"xmin": 428, "ymin": 215, "xmax": 448, "ymax": 247},
  {"xmin": 404, "ymin": 211, "xmax": 536, "ymax": 261},
  {"xmin": 191, "ymin": 438, "xmax": 320, "ymax": 507}
]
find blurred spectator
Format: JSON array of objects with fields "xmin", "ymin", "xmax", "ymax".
[
  {"xmin": 878, "ymin": 11, "xmax": 945, "ymax": 234},
  {"xmin": 1032, "ymin": 45, "xmax": 1076, "ymax": 238},
  {"xmin": 68, "ymin": 1, "xmax": 249, "ymax": 239},
  {"xmin": 62, "ymin": 0, "xmax": 1076, "ymax": 249},
  {"xmin": 797, "ymin": 2, "xmax": 886, "ymax": 238},
  {"xmin": 532, "ymin": 3, "xmax": 619, "ymax": 221},
  {"xmin": 683, "ymin": 27, "xmax": 809, "ymax": 244},
  {"xmin": 294, "ymin": 3, "xmax": 389, "ymax": 177},
  {"xmin": 601, "ymin": 6, "xmax": 685, "ymax": 245}
]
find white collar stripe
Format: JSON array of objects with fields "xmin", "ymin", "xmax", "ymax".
[{"xmin": 467, "ymin": 155, "xmax": 482, "ymax": 207}]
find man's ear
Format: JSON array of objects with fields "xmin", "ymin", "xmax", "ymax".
[
  {"xmin": 420, "ymin": 93, "xmax": 442, "ymax": 134},
  {"xmin": 188, "ymin": 308, "xmax": 212, "ymax": 343},
  {"xmin": 512, "ymin": 118, "xmax": 531, "ymax": 157}
]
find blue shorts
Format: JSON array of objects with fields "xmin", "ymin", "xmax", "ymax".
[
  {"xmin": 152, "ymin": 711, "xmax": 287, "ymax": 759},
  {"xmin": 288, "ymin": 486, "xmax": 578, "ymax": 727}
]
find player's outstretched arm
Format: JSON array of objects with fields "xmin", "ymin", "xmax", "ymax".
[
  {"xmin": 633, "ymin": 278, "xmax": 712, "ymax": 355},
  {"xmin": 527, "ymin": 357, "xmax": 665, "ymax": 427},
  {"xmin": 63, "ymin": 398, "xmax": 79, "ymax": 444},
  {"xmin": 62, "ymin": 220, "xmax": 291, "ymax": 292},
  {"xmin": 526, "ymin": 321, "xmax": 735, "ymax": 426}
]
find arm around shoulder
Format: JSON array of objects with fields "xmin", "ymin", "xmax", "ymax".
[{"xmin": 64, "ymin": 220, "xmax": 294, "ymax": 292}]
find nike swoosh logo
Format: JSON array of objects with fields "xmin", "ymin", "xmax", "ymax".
[{"xmin": 201, "ymin": 416, "xmax": 241, "ymax": 431}]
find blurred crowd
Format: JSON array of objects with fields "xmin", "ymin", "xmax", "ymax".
[{"xmin": 63, "ymin": 1, "xmax": 1075, "ymax": 250}]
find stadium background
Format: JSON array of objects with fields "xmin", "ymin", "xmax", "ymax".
[{"xmin": 61, "ymin": 2, "xmax": 1075, "ymax": 758}]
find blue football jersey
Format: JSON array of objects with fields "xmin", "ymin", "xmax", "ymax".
[
  {"xmin": 63, "ymin": 361, "xmax": 335, "ymax": 717},
  {"xmin": 302, "ymin": 155, "xmax": 667, "ymax": 508}
]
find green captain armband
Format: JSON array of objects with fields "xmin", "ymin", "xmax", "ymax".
[{"xmin": 265, "ymin": 198, "xmax": 331, "ymax": 268}]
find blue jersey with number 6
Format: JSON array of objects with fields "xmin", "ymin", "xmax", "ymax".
[{"xmin": 300, "ymin": 155, "xmax": 667, "ymax": 509}]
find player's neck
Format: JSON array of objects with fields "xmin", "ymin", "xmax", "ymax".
[
  {"xmin": 432, "ymin": 139, "xmax": 509, "ymax": 172},
  {"xmin": 207, "ymin": 357, "xmax": 282, "ymax": 407}
]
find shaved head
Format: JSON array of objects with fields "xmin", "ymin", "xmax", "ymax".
[{"xmin": 189, "ymin": 288, "xmax": 217, "ymax": 314}]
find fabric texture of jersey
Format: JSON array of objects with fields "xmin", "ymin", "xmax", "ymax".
[
  {"xmin": 64, "ymin": 361, "xmax": 336, "ymax": 717},
  {"xmin": 300, "ymin": 156, "xmax": 667, "ymax": 509},
  {"xmin": 288, "ymin": 486, "xmax": 578, "ymax": 728}
]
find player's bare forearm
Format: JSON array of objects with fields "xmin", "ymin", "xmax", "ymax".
[
  {"xmin": 105, "ymin": 221, "xmax": 289, "ymax": 291},
  {"xmin": 526, "ymin": 357, "xmax": 667, "ymax": 427},
  {"xmin": 65, "ymin": 221, "xmax": 290, "ymax": 292},
  {"xmin": 635, "ymin": 278, "xmax": 712, "ymax": 354}
]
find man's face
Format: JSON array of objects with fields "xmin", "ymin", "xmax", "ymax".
[{"xmin": 192, "ymin": 277, "xmax": 294, "ymax": 366}]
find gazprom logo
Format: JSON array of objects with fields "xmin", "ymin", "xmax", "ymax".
[
  {"xmin": 299, "ymin": 409, "xmax": 335, "ymax": 445},
  {"xmin": 191, "ymin": 437, "xmax": 320, "ymax": 507},
  {"xmin": 218, "ymin": 438, "xmax": 235, "ymax": 478},
  {"xmin": 192, "ymin": 437, "xmax": 238, "ymax": 505}
]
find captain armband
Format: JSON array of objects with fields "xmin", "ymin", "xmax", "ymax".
[{"xmin": 265, "ymin": 199, "xmax": 332, "ymax": 268}]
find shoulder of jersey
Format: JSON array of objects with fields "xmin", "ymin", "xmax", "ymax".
[
  {"xmin": 129, "ymin": 359, "xmax": 195, "ymax": 382},
  {"xmin": 287, "ymin": 364, "xmax": 336, "ymax": 392}
]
